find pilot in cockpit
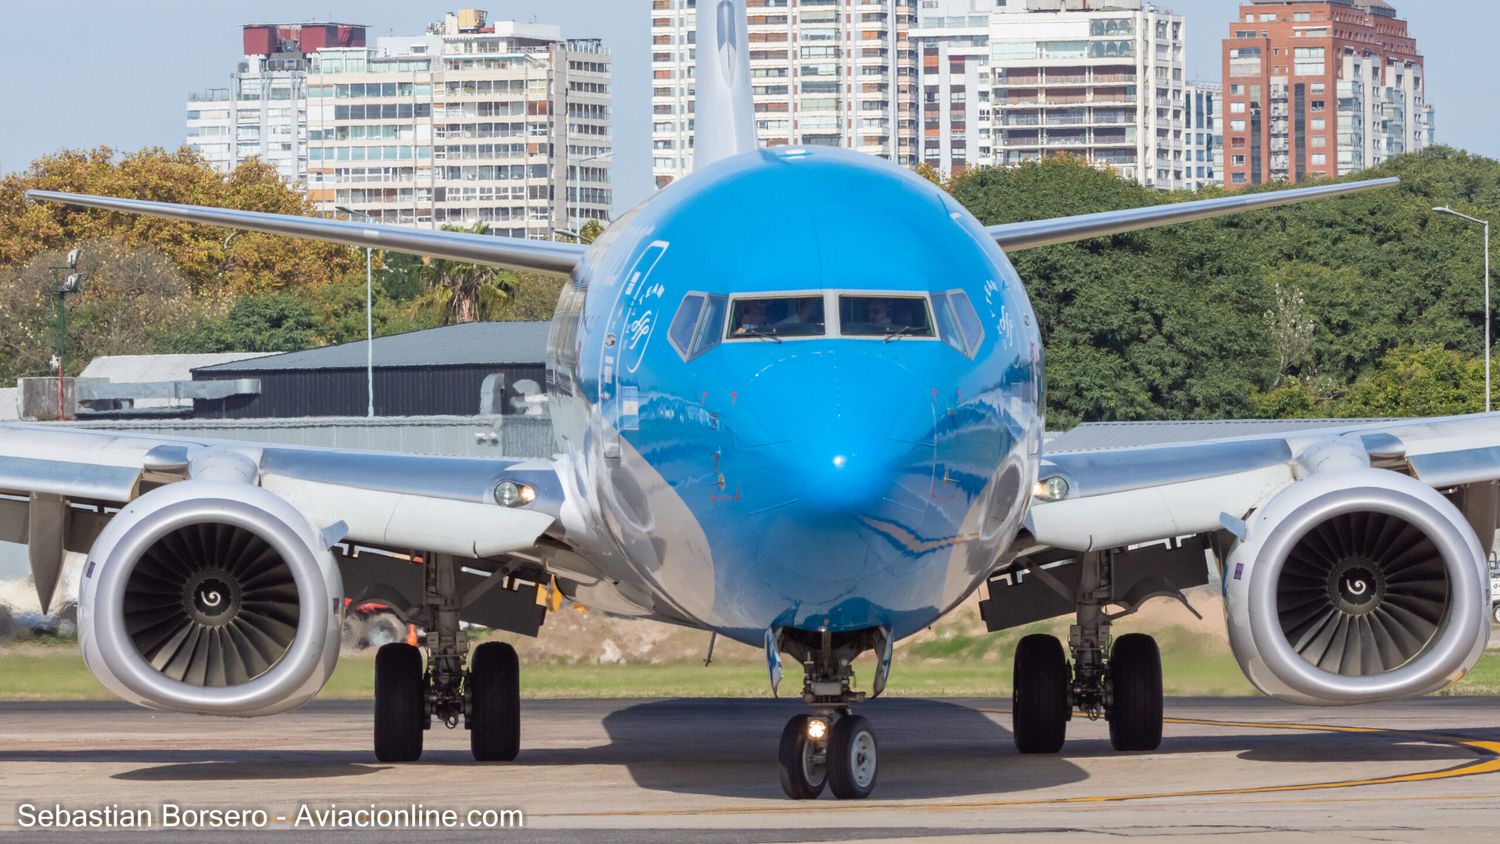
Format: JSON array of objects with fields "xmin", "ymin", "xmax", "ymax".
[
  {"xmin": 864, "ymin": 298, "xmax": 893, "ymax": 330},
  {"xmin": 733, "ymin": 300, "xmax": 769, "ymax": 335}
]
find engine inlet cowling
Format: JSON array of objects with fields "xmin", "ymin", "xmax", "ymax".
[
  {"xmin": 79, "ymin": 480, "xmax": 343, "ymax": 717},
  {"xmin": 1224, "ymin": 469, "xmax": 1489, "ymax": 705}
]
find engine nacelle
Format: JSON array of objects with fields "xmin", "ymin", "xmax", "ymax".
[
  {"xmin": 1224, "ymin": 468, "xmax": 1490, "ymax": 705},
  {"xmin": 78, "ymin": 480, "xmax": 343, "ymax": 717}
]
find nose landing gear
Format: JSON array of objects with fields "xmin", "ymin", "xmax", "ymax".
[{"xmin": 775, "ymin": 627, "xmax": 884, "ymax": 800}]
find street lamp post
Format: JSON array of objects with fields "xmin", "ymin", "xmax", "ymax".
[
  {"xmin": 571, "ymin": 150, "xmax": 614, "ymax": 235},
  {"xmin": 336, "ymin": 206, "xmax": 376, "ymax": 418},
  {"xmin": 1434, "ymin": 206, "xmax": 1493, "ymax": 413},
  {"xmin": 49, "ymin": 249, "xmax": 83, "ymax": 421}
]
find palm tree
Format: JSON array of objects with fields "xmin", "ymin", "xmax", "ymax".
[{"xmin": 406, "ymin": 222, "xmax": 516, "ymax": 325}]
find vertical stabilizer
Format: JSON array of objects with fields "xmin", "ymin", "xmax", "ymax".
[{"xmin": 693, "ymin": 0, "xmax": 757, "ymax": 169}]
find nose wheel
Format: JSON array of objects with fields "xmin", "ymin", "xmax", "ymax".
[
  {"xmin": 778, "ymin": 714, "xmax": 828, "ymax": 799},
  {"xmin": 778, "ymin": 712, "xmax": 879, "ymax": 800}
]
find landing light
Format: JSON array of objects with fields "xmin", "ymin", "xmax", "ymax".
[
  {"xmin": 1034, "ymin": 476, "xmax": 1070, "ymax": 502},
  {"xmin": 494, "ymin": 481, "xmax": 536, "ymax": 508},
  {"xmin": 832, "ymin": 455, "xmax": 847, "ymax": 469},
  {"xmin": 806, "ymin": 717, "xmax": 828, "ymax": 740}
]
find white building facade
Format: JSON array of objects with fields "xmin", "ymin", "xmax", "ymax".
[
  {"xmin": 1184, "ymin": 80, "xmax": 1221, "ymax": 190},
  {"xmin": 912, "ymin": 0, "xmax": 996, "ymax": 176},
  {"xmin": 188, "ymin": 12, "xmax": 612, "ymax": 237},
  {"xmin": 989, "ymin": 0, "xmax": 1190, "ymax": 190},
  {"xmin": 187, "ymin": 52, "xmax": 319, "ymax": 185},
  {"xmin": 650, "ymin": 0, "xmax": 920, "ymax": 187}
]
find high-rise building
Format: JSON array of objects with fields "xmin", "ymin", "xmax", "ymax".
[
  {"xmin": 1219, "ymin": 0, "xmax": 1433, "ymax": 187},
  {"xmin": 1184, "ymin": 80, "xmax": 1221, "ymax": 190},
  {"xmin": 186, "ymin": 24, "xmax": 367, "ymax": 185},
  {"xmin": 650, "ymin": 0, "xmax": 919, "ymax": 187},
  {"xmin": 912, "ymin": 0, "xmax": 997, "ymax": 176},
  {"xmin": 989, "ymin": 0, "xmax": 1191, "ymax": 190},
  {"xmin": 188, "ymin": 11, "xmax": 612, "ymax": 237}
]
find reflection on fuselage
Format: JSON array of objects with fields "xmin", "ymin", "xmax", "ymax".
[{"xmin": 546, "ymin": 147, "xmax": 1045, "ymax": 646}]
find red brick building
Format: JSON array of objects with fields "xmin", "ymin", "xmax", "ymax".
[{"xmin": 1220, "ymin": 0, "xmax": 1431, "ymax": 187}]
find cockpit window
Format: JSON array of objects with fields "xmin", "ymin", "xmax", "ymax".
[
  {"xmin": 726, "ymin": 296, "xmax": 826, "ymax": 340},
  {"xmin": 947, "ymin": 290, "xmax": 985, "ymax": 354},
  {"xmin": 669, "ymin": 294, "xmax": 707, "ymax": 355},
  {"xmin": 838, "ymin": 296, "xmax": 935, "ymax": 339},
  {"xmin": 669, "ymin": 292, "xmax": 728, "ymax": 361},
  {"xmin": 931, "ymin": 290, "xmax": 984, "ymax": 358}
]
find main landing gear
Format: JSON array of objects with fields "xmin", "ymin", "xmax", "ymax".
[
  {"xmin": 1011, "ymin": 551, "xmax": 1164, "ymax": 754},
  {"xmin": 776, "ymin": 628, "xmax": 885, "ymax": 800},
  {"xmin": 373, "ymin": 554, "xmax": 522, "ymax": 763}
]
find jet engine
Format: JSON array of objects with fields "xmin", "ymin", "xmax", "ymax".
[
  {"xmin": 78, "ymin": 480, "xmax": 343, "ymax": 717},
  {"xmin": 1223, "ymin": 468, "xmax": 1490, "ymax": 705}
]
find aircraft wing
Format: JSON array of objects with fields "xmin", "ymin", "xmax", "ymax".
[
  {"xmin": 23, "ymin": 190, "xmax": 586, "ymax": 276},
  {"xmin": 0, "ymin": 423, "xmax": 563, "ymax": 609},
  {"xmin": 1025, "ymin": 413, "xmax": 1500, "ymax": 553},
  {"xmin": 987, "ymin": 178, "xmax": 1399, "ymax": 252}
]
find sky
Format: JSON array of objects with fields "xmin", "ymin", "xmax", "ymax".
[{"xmin": 0, "ymin": 0, "xmax": 1494, "ymax": 214}]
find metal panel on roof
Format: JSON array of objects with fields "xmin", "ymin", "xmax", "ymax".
[{"xmin": 194, "ymin": 321, "xmax": 551, "ymax": 373}]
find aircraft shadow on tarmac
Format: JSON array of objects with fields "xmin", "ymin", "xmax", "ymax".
[
  {"xmin": 0, "ymin": 698, "xmax": 1484, "ymax": 797},
  {"xmin": 560, "ymin": 699, "xmax": 1486, "ymax": 800}
]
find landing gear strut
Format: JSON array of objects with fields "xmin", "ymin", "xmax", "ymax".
[
  {"xmin": 776, "ymin": 628, "xmax": 883, "ymax": 800},
  {"xmin": 1011, "ymin": 551, "xmax": 1164, "ymax": 754},
  {"xmin": 372, "ymin": 554, "xmax": 522, "ymax": 763}
]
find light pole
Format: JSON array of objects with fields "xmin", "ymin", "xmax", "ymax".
[
  {"xmin": 49, "ymin": 249, "xmax": 84, "ymax": 420},
  {"xmin": 571, "ymin": 150, "xmax": 614, "ymax": 235},
  {"xmin": 336, "ymin": 206, "xmax": 376, "ymax": 418},
  {"xmin": 1434, "ymin": 206, "xmax": 1492, "ymax": 413}
]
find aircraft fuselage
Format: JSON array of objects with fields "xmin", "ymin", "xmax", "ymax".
[{"xmin": 547, "ymin": 148, "xmax": 1044, "ymax": 645}]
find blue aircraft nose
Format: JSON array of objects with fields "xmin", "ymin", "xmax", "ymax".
[{"xmin": 734, "ymin": 350, "xmax": 934, "ymax": 513}]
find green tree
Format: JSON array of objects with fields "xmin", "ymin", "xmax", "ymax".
[
  {"xmin": 579, "ymin": 219, "xmax": 605, "ymax": 244},
  {"xmin": 1336, "ymin": 344, "xmax": 1485, "ymax": 418},
  {"xmin": 163, "ymin": 294, "xmax": 321, "ymax": 354}
]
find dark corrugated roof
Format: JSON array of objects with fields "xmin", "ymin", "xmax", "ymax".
[
  {"xmin": 1045, "ymin": 418, "xmax": 1396, "ymax": 453},
  {"xmin": 194, "ymin": 321, "xmax": 551, "ymax": 373}
]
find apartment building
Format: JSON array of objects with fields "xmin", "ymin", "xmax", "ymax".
[
  {"xmin": 1184, "ymin": 80, "xmax": 1221, "ymax": 189},
  {"xmin": 651, "ymin": 0, "xmax": 920, "ymax": 187},
  {"xmin": 188, "ymin": 11, "xmax": 612, "ymax": 237},
  {"xmin": 1220, "ymin": 0, "xmax": 1432, "ymax": 186},
  {"xmin": 989, "ymin": 0, "xmax": 1191, "ymax": 190},
  {"xmin": 186, "ymin": 23, "xmax": 365, "ymax": 185},
  {"xmin": 913, "ymin": 0, "xmax": 997, "ymax": 176}
]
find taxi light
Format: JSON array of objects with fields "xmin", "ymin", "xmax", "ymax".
[
  {"xmin": 1034, "ymin": 476, "xmax": 1070, "ymax": 502},
  {"xmin": 494, "ymin": 481, "xmax": 536, "ymax": 508},
  {"xmin": 806, "ymin": 717, "xmax": 828, "ymax": 740}
]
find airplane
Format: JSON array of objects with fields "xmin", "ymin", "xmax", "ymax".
[{"xmin": 4, "ymin": 0, "xmax": 1494, "ymax": 802}]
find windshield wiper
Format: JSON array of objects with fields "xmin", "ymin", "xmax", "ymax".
[
  {"xmin": 745, "ymin": 328, "xmax": 782, "ymax": 343},
  {"xmin": 883, "ymin": 325, "xmax": 915, "ymax": 343}
]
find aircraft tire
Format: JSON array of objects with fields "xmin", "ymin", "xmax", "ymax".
[
  {"xmin": 1012, "ymin": 633, "xmax": 1069, "ymax": 754},
  {"xmin": 374, "ymin": 643, "xmax": 426, "ymax": 762},
  {"xmin": 778, "ymin": 714, "xmax": 828, "ymax": 799},
  {"xmin": 827, "ymin": 715, "xmax": 878, "ymax": 800},
  {"xmin": 1108, "ymin": 633, "xmax": 1163, "ymax": 752},
  {"xmin": 469, "ymin": 641, "xmax": 521, "ymax": 762}
]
